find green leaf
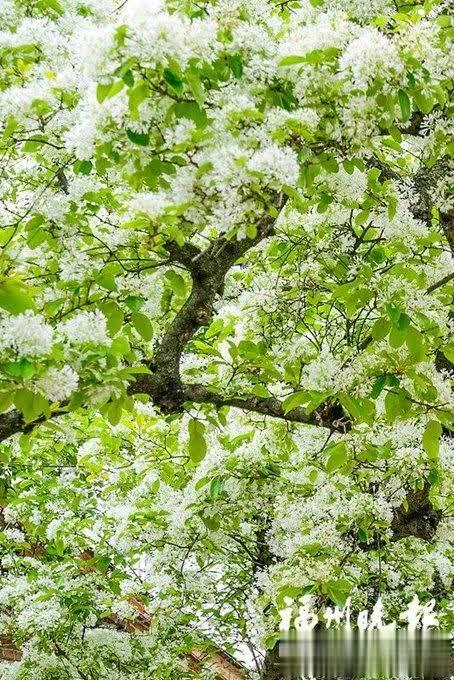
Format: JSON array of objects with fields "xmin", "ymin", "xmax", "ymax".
[
  {"xmin": 278, "ymin": 55, "xmax": 308, "ymax": 67},
  {"xmin": 282, "ymin": 391, "xmax": 309, "ymax": 414},
  {"xmin": 382, "ymin": 136, "xmax": 402, "ymax": 153},
  {"xmin": 97, "ymin": 81, "xmax": 124, "ymax": 104},
  {"xmin": 279, "ymin": 48, "xmax": 338, "ymax": 67},
  {"xmin": 384, "ymin": 390, "xmax": 410, "ymax": 423},
  {"xmin": 121, "ymin": 69, "xmax": 134, "ymax": 87},
  {"xmin": 306, "ymin": 47, "xmax": 340, "ymax": 64},
  {"xmin": 205, "ymin": 318, "xmax": 224, "ymax": 339},
  {"xmin": 317, "ymin": 193, "xmax": 333, "ymax": 213},
  {"xmin": 165, "ymin": 270, "xmax": 186, "ymax": 297},
  {"xmin": 340, "ymin": 394, "xmax": 375, "ymax": 425},
  {"xmin": 371, "ymin": 317, "xmax": 391, "ymax": 341},
  {"xmin": 0, "ymin": 279, "xmax": 35, "ymax": 314},
  {"xmin": 325, "ymin": 579, "xmax": 352, "ymax": 608},
  {"xmin": 40, "ymin": 0, "xmax": 63, "ymax": 15},
  {"xmin": 107, "ymin": 399, "xmax": 123, "ymax": 426},
  {"xmin": 396, "ymin": 312, "xmax": 411, "ymax": 331},
  {"xmin": 187, "ymin": 72, "xmax": 205, "ymax": 105},
  {"xmin": 124, "ymin": 295, "xmax": 145, "ymax": 312},
  {"xmin": 358, "ymin": 528, "xmax": 368, "ymax": 542},
  {"xmin": 202, "ymin": 514, "xmax": 220, "ymax": 531},
  {"xmin": 163, "ymin": 68, "xmax": 183, "ymax": 95},
  {"xmin": 110, "ymin": 335, "xmax": 130, "ymax": 357},
  {"xmin": 422, "ymin": 420, "xmax": 442, "ymax": 460},
  {"xmin": 370, "ymin": 375, "xmax": 387, "ymax": 399},
  {"xmin": 76, "ymin": 160, "xmax": 93, "ymax": 175},
  {"xmin": 126, "ymin": 129, "xmax": 149, "ymax": 146},
  {"xmin": 96, "ymin": 83, "xmax": 114, "ymax": 105},
  {"xmin": 387, "ymin": 196, "xmax": 397, "ymax": 219},
  {"xmin": 0, "ymin": 391, "xmax": 14, "ymax": 414},
  {"xmin": 2, "ymin": 358, "xmax": 36, "ymax": 379},
  {"xmin": 389, "ymin": 125, "xmax": 402, "ymax": 143},
  {"xmin": 304, "ymin": 390, "xmax": 332, "ymax": 415},
  {"xmin": 122, "ymin": 365, "xmax": 151, "ymax": 376},
  {"xmin": 405, "ymin": 326, "xmax": 424, "ymax": 358},
  {"xmin": 188, "ymin": 419, "xmax": 207, "ymax": 463},
  {"xmin": 128, "ymin": 81, "xmax": 149, "ymax": 118},
  {"xmin": 413, "ymin": 90, "xmax": 434, "ymax": 114},
  {"xmin": 389, "ymin": 325, "xmax": 406, "ymax": 348},
  {"xmin": 442, "ymin": 342, "xmax": 454, "ymax": 364},
  {"xmin": 209, "ymin": 477, "xmax": 223, "ymax": 500},
  {"xmin": 97, "ymin": 264, "xmax": 119, "ymax": 291},
  {"xmin": 131, "ymin": 312, "xmax": 153, "ymax": 341},
  {"xmin": 103, "ymin": 302, "xmax": 124, "ymax": 336},
  {"xmin": 173, "ymin": 102, "xmax": 207, "ymax": 128},
  {"xmin": 355, "ymin": 210, "xmax": 370, "ymax": 226},
  {"xmin": 14, "ymin": 388, "xmax": 48, "ymax": 422},
  {"xmin": 321, "ymin": 156, "xmax": 339, "ymax": 173},
  {"xmin": 325, "ymin": 441, "xmax": 348, "ymax": 473},
  {"xmin": 227, "ymin": 54, "xmax": 243, "ymax": 78}
]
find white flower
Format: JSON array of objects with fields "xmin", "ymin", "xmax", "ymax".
[
  {"xmin": 340, "ymin": 28, "xmax": 402, "ymax": 88},
  {"xmin": 17, "ymin": 598, "xmax": 62, "ymax": 631},
  {"xmin": 330, "ymin": 0, "xmax": 394, "ymax": 21},
  {"xmin": 130, "ymin": 192, "xmax": 171, "ymax": 218},
  {"xmin": 64, "ymin": 115, "xmax": 98, "ymax": 160},
  {"xmin": 4, "ymin": 528, "xmax": 25, "ymax": 543},
  {"xmin": 374, "ymin": 199, "xmax": 428, "ymax": 242},
  {"xmin": 59, "ymin": 246, "xmax": 92, "ymax": 282},
  {"xmin": 59, "ymin": 310, "xmax": 110, "ymax": 345},
  {"xmin": 45, "ymin": 518, "xmax": 64, "ymax": 541},
  {"xmin": 279, "ymin": 13, "xmax": 352, "ymax": 60},
  {"xmin": 2, "ymin": 507, "xmax": 18, "ymax": 524},
  {"xmin": 35, "ymin": 365, "xmax": 79, "ymax": 402},
  {"xmin": 77, "ymin": 437, "xmax": 101, "ymax": 459},
  {"xmin": 301, "ymin": 349, "xmax": 343, "ymax": 392},
  {"xmin": 0, "ymin": 81, "xmax": 56, "ymax": 118},
  {"xmin": 0, "ymin": 311, "xmax": 53, "ymax": 357},
  {"xmin": 327, "ymin": 167, "xmax": 367, "ymax": 204},
  {"xmin": 248, "ymin": 144, "xmax": 299, "ymax": 186}
]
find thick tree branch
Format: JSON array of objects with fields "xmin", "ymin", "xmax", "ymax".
[
  {"xmin": 0, "ymin": 198, "xmax": 287, "ymax": 442},
  {"xmin": 142, "ymin": 197, "xmax": 287, "ymax": 413},
  {"xmin": 181, "ymin": 383, "xmax": 345, "ymax": 431},
  {"xmin": 390, "ymin": 484, "xmax": 441, "ymax": 542},
  {"xmin": 0, "ymin": 410, "xmax": 45, "ymax": 443},
  {"xmin": 165, "ymin": 240, "xmax": 203, "ymax": 268},
  {"xmin": 425, "ymin": 270, "xmax": 454, "ymax": 294},
  {"xmin": 0, "ymin": 176, "xmax": 449, "ymax": 552}
]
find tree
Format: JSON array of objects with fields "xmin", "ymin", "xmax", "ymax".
[{"xmin": 0, "ymin": 0, "xmax": 452, "ymax": 677}]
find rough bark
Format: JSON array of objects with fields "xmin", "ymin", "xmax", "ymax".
[
  {"xmin": 390, "ymin": 484, "xmax": 442, "ymax": 542},
  {"xmin": 260, "ymin": 644, "xmax": 285, "ymax": 680},
  {"xmin": 144, "ymin": 204, "xmax": 286, "ymax": 413}
]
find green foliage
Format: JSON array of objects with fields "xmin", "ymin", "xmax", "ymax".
[
  {"xmin": 422, "ymin": 420, "xmax": 442, "ymax": 461},
  {"xmin": 188, "ymin": 418, "xmax": 207, "ymax": 463},
  {"xmin": 0, "ymin": 279, "xmax": 35, "ymax": 314},
  {"xmin": 0, "ymin": 0, "xmax": 452, "ymax": 674}
]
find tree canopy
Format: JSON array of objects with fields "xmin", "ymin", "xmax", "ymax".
[{"xmin": 0, "ymin": 0, "xmax": 452, "ymax": 677}]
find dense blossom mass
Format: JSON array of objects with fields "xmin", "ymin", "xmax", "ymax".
[{"xmin": 0, "ymin": 0, "xmax": 452, "ymax": 677}]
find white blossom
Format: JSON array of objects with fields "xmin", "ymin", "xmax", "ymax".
[
  {"xmin": 35, "ymin": 366, "xmax": 79, "ymax": 402},
  {"xmin": 0, "ymin": 311, "xmax": 53, "ymax": 357},
  {"xmin": 248, "ymin": 144, "xmax": 299, "ymax": 186},
  {"xmin": 59, "ymin": 310, "xmax": 110, "ymax": 345}
]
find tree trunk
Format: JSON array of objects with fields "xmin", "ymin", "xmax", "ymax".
[{"xmin": 261, "ymin": 643, "xmax": 286, "ymax": 680}]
